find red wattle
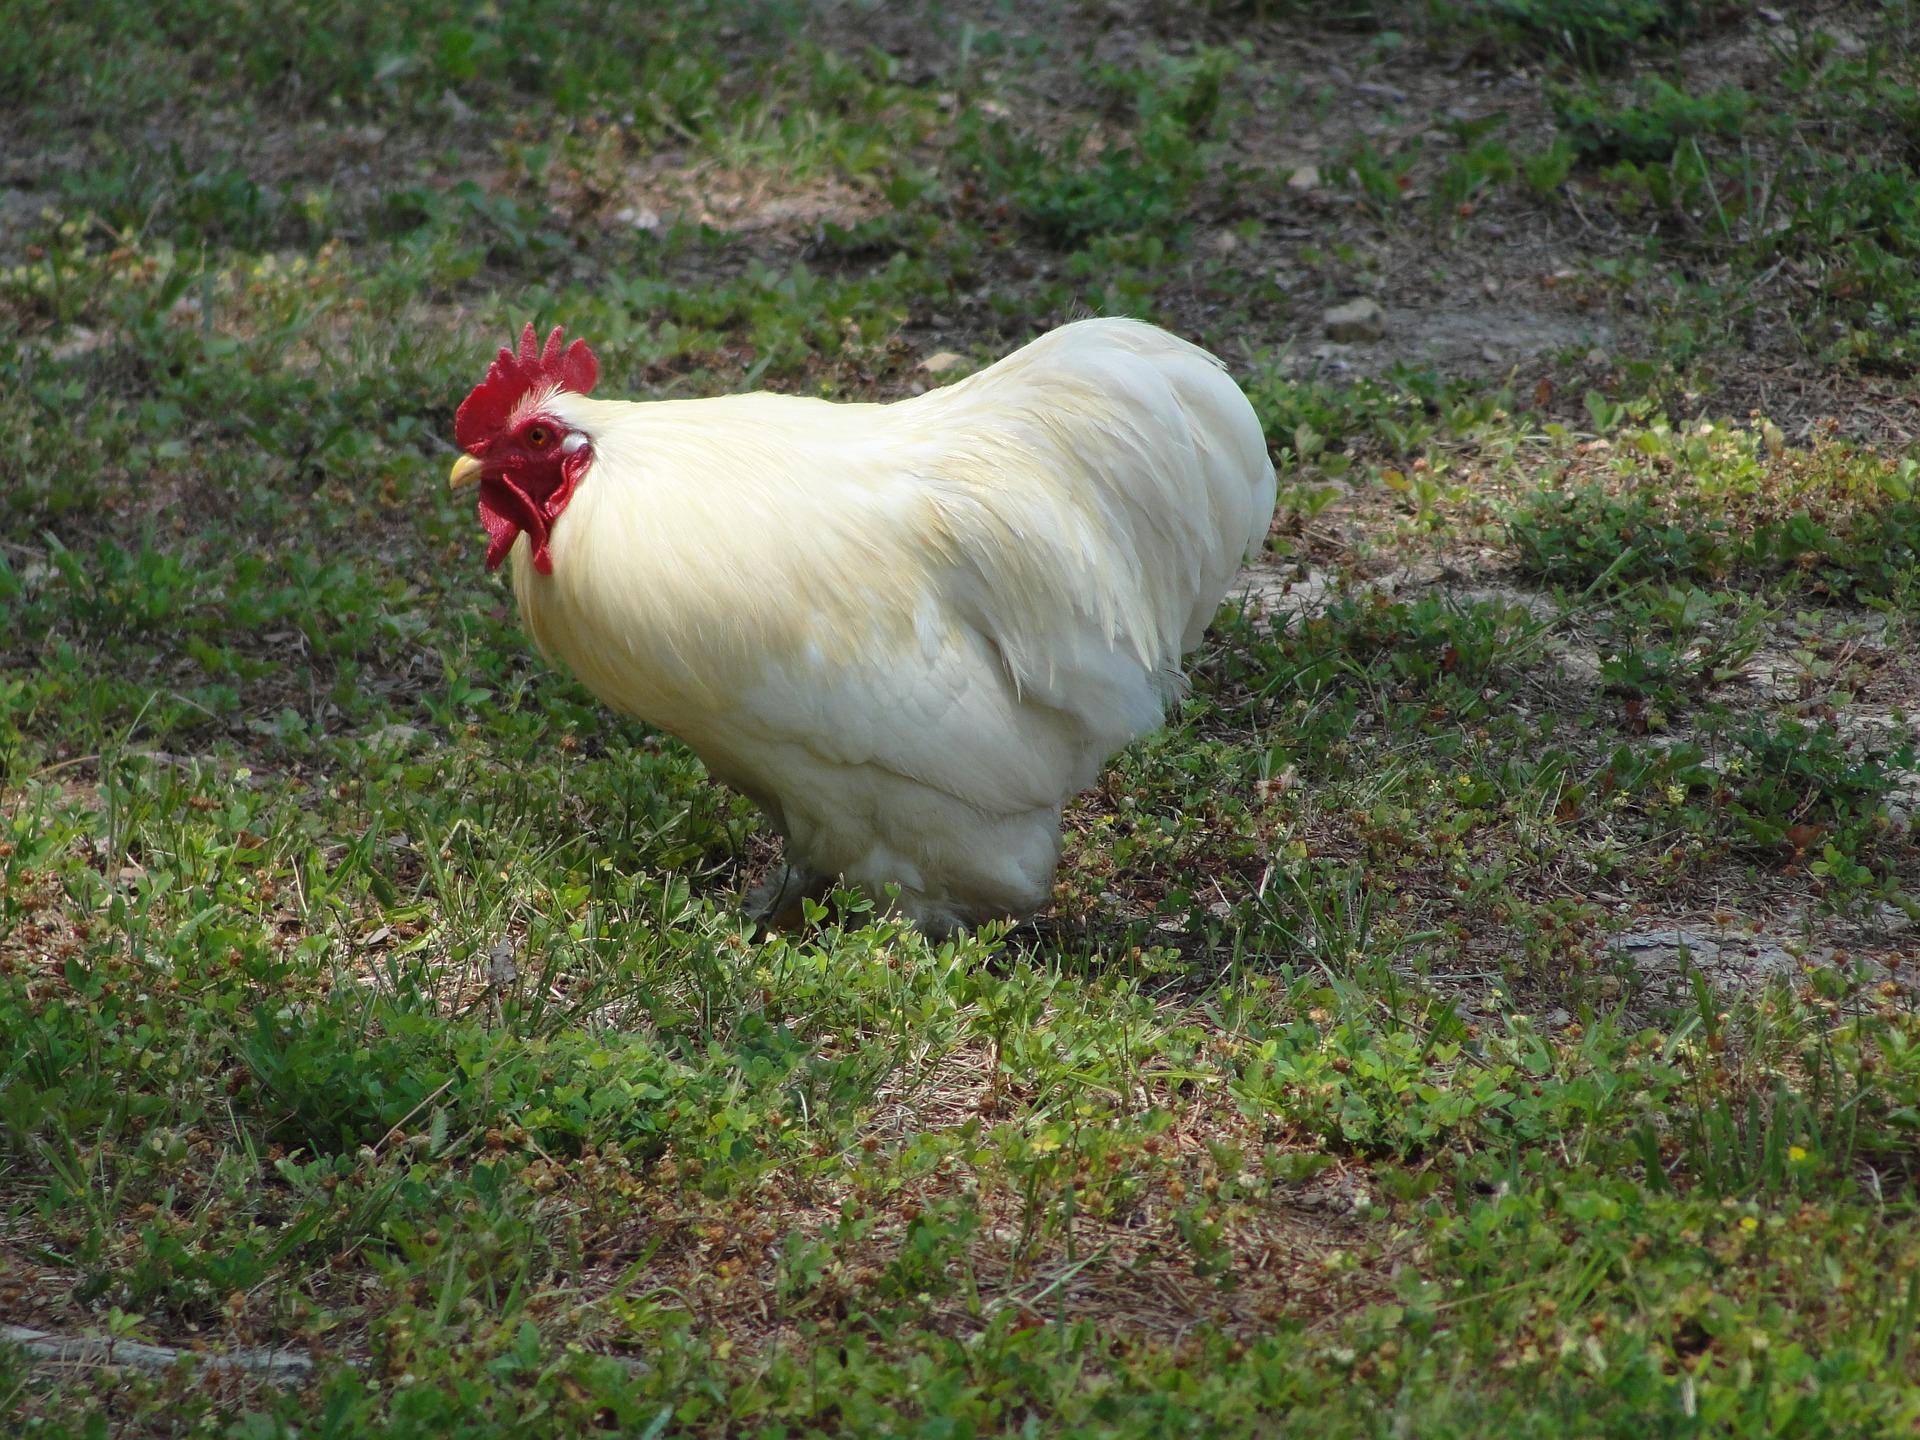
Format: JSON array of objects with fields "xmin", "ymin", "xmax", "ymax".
[
  {"xmin": 478, "ymin": 473, "xmax": 544, "ymax": 572},
  {"xmin": 479, "ymin": 497, "xmax": 520, "ymax": 571},
  {"xmin": 473, "ymin": 446, "xmax": 584, "ymax": 575}
]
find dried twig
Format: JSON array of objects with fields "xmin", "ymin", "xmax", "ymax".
[{"xmin": 1, "ymin": 1325, "xmax": 318, "ymax": 1382}]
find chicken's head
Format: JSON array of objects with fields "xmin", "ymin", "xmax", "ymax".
[{"xmin": 449, "ymin": 323, "xmax": 600, "ymax": 575}]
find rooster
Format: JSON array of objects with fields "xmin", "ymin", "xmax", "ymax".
[{"xmin": 450, "ymin": 318, "xmax": 1276, "ymax": 934}]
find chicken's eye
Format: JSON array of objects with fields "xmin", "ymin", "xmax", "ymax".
[{"xmin": 525, "ymin": 425, "xmax": 552, "ymax": 450}]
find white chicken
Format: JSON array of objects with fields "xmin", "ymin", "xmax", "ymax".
[{"xmin": 450, "ymin": 318, "xmax": 1276, "ymax": 933}]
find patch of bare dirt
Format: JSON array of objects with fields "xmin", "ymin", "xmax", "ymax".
[
  {"xmin": 1611, "ymin": 911, "xmax": 1917, "ymax": 1002},
  {"xmin": 1224, "ymin": 479, "xmax": 1920, "ymax": 1010},
  {"xmin": 558, "ymin": 1040, "xmax": 1399, "ymax": 1366},
  {"xmin": 589, "ymin": 158, "xmax": 882, "ymax": 239}
]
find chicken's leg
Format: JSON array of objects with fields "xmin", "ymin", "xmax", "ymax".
[{"xmin": 746, "ymin": 860, "xmax": 833, "ymax": 935}]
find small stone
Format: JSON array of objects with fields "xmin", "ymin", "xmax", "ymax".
[
  {"xmin": 1585, "ymin": 347, "xmax": 1610, "ymax": 367},
  {"xmin": 918, "ymin": 351, "xmax": 966, "ymax": 374},
  {"xmin": 1323, "ymin": 298, "xmax": 1386, "ymax": 343},
  {"xmin": 1287, "ymin": 165, "xmax": 1321, "ymax": 192}
]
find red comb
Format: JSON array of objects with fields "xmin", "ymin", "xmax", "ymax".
[{"xmin": 455, "ymin": 323, "xmax": 600, "ymax": 450}]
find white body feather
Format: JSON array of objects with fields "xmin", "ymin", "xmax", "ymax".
[{"xmin": 509, "ymin": 318, "xmax": 1276, "ymax": 931}]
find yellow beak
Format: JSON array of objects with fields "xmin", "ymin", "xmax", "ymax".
[{"xmin": 449, "ymin": 454, "xmax": 484, "ymax": 490}]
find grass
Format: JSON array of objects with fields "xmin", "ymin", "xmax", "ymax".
[{"xmin": 3, "ymin": 0, "xmax": 1920, "ymax": 1436}]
